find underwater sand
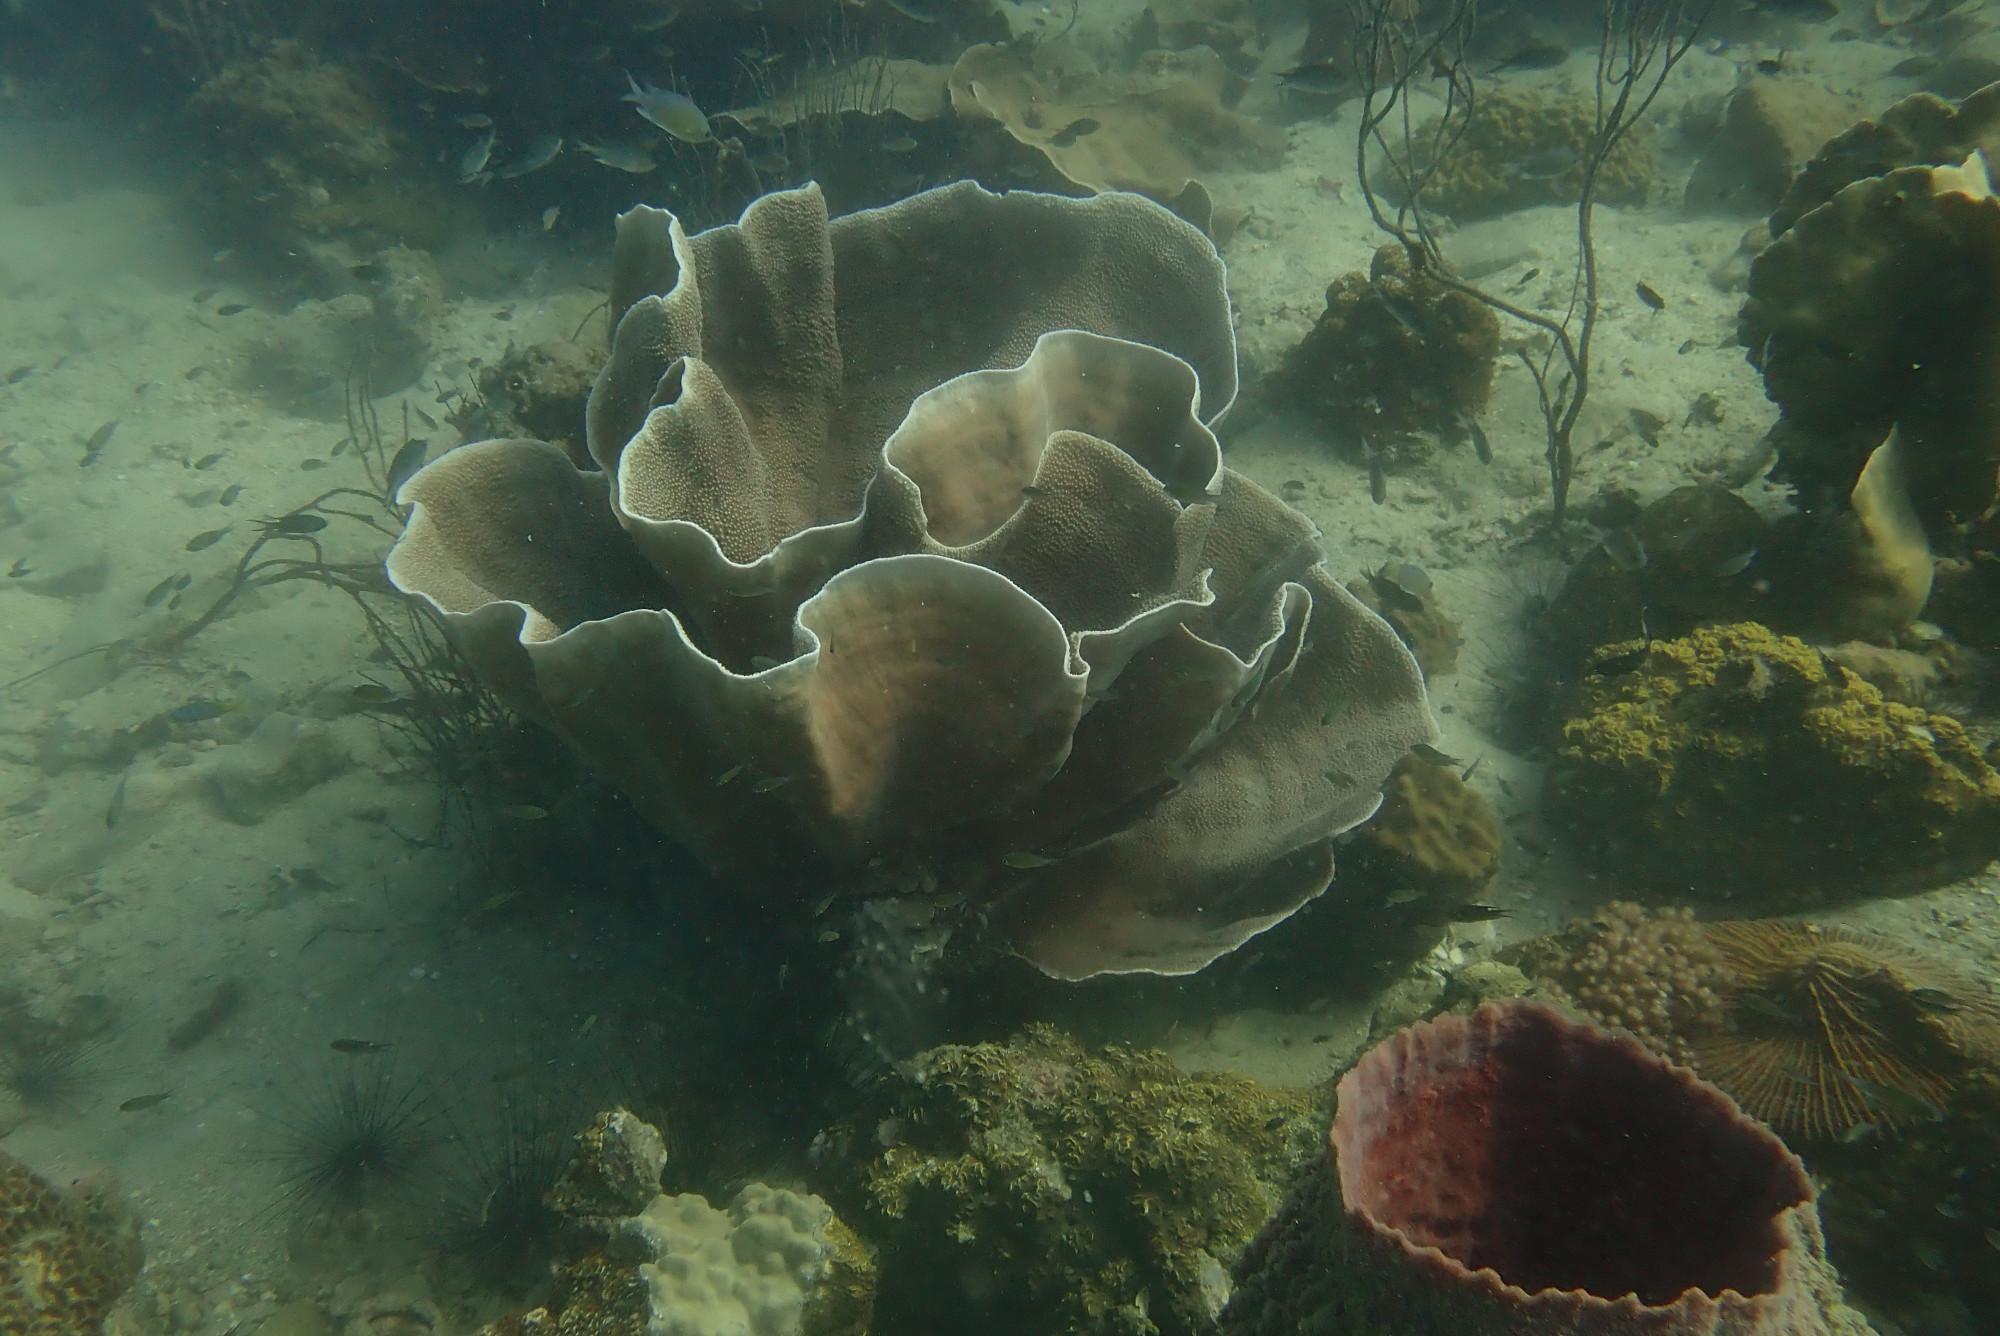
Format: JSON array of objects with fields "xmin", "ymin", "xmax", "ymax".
[{"xmin": 0, "ymin": 18, "xmax": 1996, "ymax": 1336}]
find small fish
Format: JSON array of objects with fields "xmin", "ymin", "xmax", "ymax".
[
  {"xmin": 1986, "ymin": 1226, "xmax": 2000, "ymax": 1252},
  {"xmin": 490, "ymin": 1061, "xmax": 539, "ymax": 1084},
  {"xmin": 500, "ymin": 803, "xmax": 549, "ymax": 820},
  {"xmin": 1598, "ymin": 526, "xmax": 1648, "ymax": 571},
  {"xmin": 458, "ymin": 126, "xmax": 498, "ymax": 182},
  {"xmin": 1324, "ymin": 767, "xmax": 1357, "ymax": 787},
  {"xmin": 349, "ymin": 262, "xmax": 386, "ymax": 282},
  {"xmin": 633, "ymin": 4, "xmax": 680, "ymax": 30},
  {"xmin": 3, "ymin": 362, "xmax": 34, "ymax": 383},
  {"xmin": 105, "ymin": 770, "xmax": 129, "ymax": 829},
  {"xmin": 80, "ymin": 417, "xmax": 119, "ymax": 464},
  {"xmin": 410, "ymin": 405, "xmax": 438, "ymax": 430},
  {"xmin": 215, "ymin": 302, "xmax": 250, "ymax": 316},
  {"xmin": 818, "ymin": 929, "xmax": 841, "ymax": 943},
  {"xmin": 168, "ymin": 700, "xmax": 232, "ymax": 723},
  {"xmin": 499, "ymin": 134, "xmax": 564, "ymax": 178},
  {"xmin": 351, "ymin": 683, "xmax": 401, "ymax": 704},
  {"xmin": 1678, "ymin": 338, "xmax": 1695, "ymax": 354},
  {"xmin": 1907, "ymin": 987, "xmax": 1964, "ymax": 1013},
  {"xmin": 193, "ymin": 451, "xmax": 225, "ymax": 469},
  {"xmin": 1491, "ymin": 41, "xmax": 1569, "ymax": 71},
  {"xmin": 1277, "ymin": 60, "xmax": 1348, "ymax": 95},
  {"xmin": 1457, "ymin": 410, "xmax": 1491, "ymax": 464},
  {"xmin": 330, "ymin": 1039, "xmax": 391, "ymax": 1054},
  {"xmin": 883, "ymin": 0, "xmax": 938, "ymax": 21},
  {"xmin": 387, "ymin": 438, "xmax": 428, "ymax": 495},
  {"xmin": 577, "ymin": 139, "xmax": 658, "ymax": 173},
  {"xmin": 185, "ymin": 526, "xmax": 232, "ymax": 551},
  {"xmin": 1838, "ymin": 1071, "xmax": 1943, "ymax": 1123},
  {"xmin": 1411, "ymin": 742, "xmax": 1464, "ymax": 768},
  {"xmin": 882, "ymin": 135, "xmax": 919, "ymax": 153},
  {"xmin": 542, "ymin": 205, "xmax": 562, "ymax": 231},
  {"xmin": 299, "ymin": 458, "xmax": 327, "ymax": 471},
  {"xmin": 1511, "ymin": 266, "xmax": 1541, "ymax": 289},
  {"xmin": 813, "ymin": 893, "xmax": 837, "ymax": 915},
  {"xmin": 1448, "ymin": 904, "xmax": 1510, "ymax": 922},
  {"xmin": 475, "ymin": 889, "xmax": 522, "ymax": 914},
  {"xmin": 1460, "ymin": 754, "xmax": 1484, "ymax": 782},
  {"xmin": 1890, "ymin": 55, "xmax": 1940, "ymax": 77},
  {"xmin": 1048, "ymin": 117, "xmax": 1100, "ymax": 149},
  {"xmin": 1362, "ymin": 436, "xmax": 1386, "ymax": 505},
  {"xmin": 623, "ymin": 72, "xmax": 711, "ymax": 143},
  {"xmin": 1713, "ymin": 549, "xmax": 1757, "ymax": 578},
  {"xmin": 1635, "ymin": 281, "xmax": 1665, "ymax": 310},
  {"xmin": 751, "ymin": 774, "xmax": 793, "ymax": 794},
  {"xmin": 577, "ymin": 1014, "xmax": 598, "ymax": 1036},
  {"xmin": 1510, "ymin": 145, "xmax": 1580, "ymax": 179},
  {"xmin": 219, "ymin": 483, "xmax": 243, "ymax": 506},
  {"xmin": 748, "ymin": 152, "xmax": 790, "ymax": 173},
  {"xmin": 6, "ymin": 557, "xmax": 29, "ymax": 579},
  {"xmin": 1263, "ymin": 1115, "xmax": 1287, "ymax": 1131},
  {"xmin": 120, "ymin": 1092, "xmax": 171, "ymax": 1112},
  {"xmin": 267, "ymin": 512, "xmax": 328, "ymax": 535},
  {"xmin": 715, "ymin": 763, "xmax": 746, "ymax": 787},
  {"xmin": 1372, "ymin": 284, "xmax": 1427, "ymax": 338},
  {"xmin": 454, "ymin": 112, "xmax": 493, "ymax": 128},
  {"xmin": 1386, "ymin": 888, "xmax": 1424, "ymax": 906},
  {"xmin": 1164, "ymin": 758, "xmax": 1192, "ymax": 785},
  {"xmin": 750, "ymin": 655, "xmax": 783, "ymax": 671},
  {"xmin": 143, "ymin": 572, "xmax": 185, "ymax": 607},
  {"xmin": 1003, "ymin": 852, "xmax": 1059, "ymax": 869}
]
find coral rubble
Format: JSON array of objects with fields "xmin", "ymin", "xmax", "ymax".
[
  {"xmin": 836, "ymin": 1024, "xmax": 1317, "ymax": 1336},
  {"xmin": 1219, "ymin": 1001, "xmax": 1876, "ymax": 1336},
  {"xmin": 386, "ymin": 181, "xmax": 1434, "ymax": 982},
  {"xmin": 1546, "ymin": 621, "xmax": 2000, "ymax": 902},
  {"xmin": 1277, "ymin": 244, "xmax": 1501, "ymax": 452},
  {"xmin": 0, "ymin": 1150, "xmax": 142, "ymax": 1336}
]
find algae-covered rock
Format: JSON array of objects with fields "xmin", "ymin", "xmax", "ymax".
[
  {"xmin": 1278, "ymin": 243, "xmax": 1501, "ymax": 451},
  {"xmin": 838, "ymin": 1024, "xmax": 1319, "ymax": 1336},
  {"xmin": 1351, "ymin": 754, "xmax": 1499, "ymax": 897},
  {"xmin": 1546, "ymin": 622, "xmax": 2000, "ymax": 903},
  {"xmin": 1398, "ymin": 89, "xmax": 1654, "ymax": 220}
]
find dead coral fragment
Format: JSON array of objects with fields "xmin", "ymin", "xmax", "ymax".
[
  {"xmin": 0, "ymin": 1151, "xmax": 142, "ymax": 1336},
  {"xmin": 1397, "ymin": 89, "xmax": 1654, "ymax": 220},
  {"xmin": 1547, "ymin": 621, "xmax": 2000, "ymax": 902},
  {"xmin": 1219, "ymin": 1002, "xmax": 1872, "ymax": 1336},
  {"xmin": 1278, "ymin": 243, "xmax": 1501, "ymax": 449},
  {"xmin": 848, "ymin": 1024, "xmax": 1316, "ymax": 1336}
]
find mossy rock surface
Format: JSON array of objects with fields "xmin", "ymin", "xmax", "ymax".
[
  {"xmin": 838, "ymin": 1024, "xmax": 1321, "ymax": 1336},
  {"xmin": 1546, "ymin": 621, "xmax": 2000, "ymax": 904}
]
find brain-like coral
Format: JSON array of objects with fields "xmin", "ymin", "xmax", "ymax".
[
  {"xmin": 1546, "ymin": 621, "xmax": 2000, "ymax": 903},
  {"xmin": 387, "ymin": 182, "xmax": 1434, "ymax": 981},
  {"xmin": 1397, "ymin": 89, "xmax": 1654, "ymax": 220},
  {"xmin": 0, "ymin": 1151, "xmax": 141, "ymax": 1336}
]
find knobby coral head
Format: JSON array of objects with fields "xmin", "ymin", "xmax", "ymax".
[{"xmin": 385, "ymin": 180, "xmax": 1433, "ymax": 981}]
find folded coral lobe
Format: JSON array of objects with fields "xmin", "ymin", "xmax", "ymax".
[{"xmin": 387, "ymin": 181, "xmax": 1432, "ymax": 980}]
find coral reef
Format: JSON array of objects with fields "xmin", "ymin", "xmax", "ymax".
[
  {"xmin": 1399, "ymin": 89, "xmax": 1655, "ymax": 220},
  {"xmin": 1685, "ymin": 79, "xmax": 1863, "ymax": 215},
  {"xmin": 1218, "ymin": 1001, "xmax": 1876, "ymax": 1336},
  {"xmin": 0, "ymin": 1150, "xmax": 142, "ymax": 1336},
  {"xmin": 1513, "ymin": 903, "xmax": 2000, "ymax": 1142},
  {"xmin": 1349, "ymin": 754, "xmax": 1500, "ymax": 899},
  {"xmin": 1346, "ymin": 563, "xmax": 1461, "ymax": 679},
  {"xmin": 452, "ymin": 341, "xmax": 601, "ymax": 465},
  {"xmin": 480, "ymin": 1109, "xmax": 870, "ymax": 1336},
  {"xmin": 1770, "ymin": 81, "xmax": 2000, "ymax": 236},
  {"xmin": 835, "ymin": 1024, "xmax": 1317, "ymax": 1336},
  {"xmin": 1545, "ymin": 621, "xmax": 2000, "ymax": 902},
  {"xmin": 1276, "ymin": 244, "xmax": 1502, "ymax": 452},
  {"xmin": 946, "ymin": 44, "xmax": 1283, "ymax": 204},
  {"xmin": 386, "ymin": 181, "xmax": 1434, "ymax": 982}
]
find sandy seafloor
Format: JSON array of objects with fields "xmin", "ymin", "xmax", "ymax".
[{"xmin": 1, "ymin": 12, "xmax": 1998, "ymax": 1336}]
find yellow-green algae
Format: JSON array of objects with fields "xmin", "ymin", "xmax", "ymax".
[
  {"xmin": 1547, "ymin": 621, "xmax": 2000, "ymax": 903},
  {"xmin": 843, "ymin": 1024, "xmax": 1319, "ymax": 1336},
  {"xmin": 1402, "ymin": 89, "xmax": 1654, "ymax": 219}
]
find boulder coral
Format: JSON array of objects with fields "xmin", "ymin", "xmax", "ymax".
[
  {"xmin": 0, "ymin": 1150, "xmax": 141, "ymax": 1336},
  {"xmin": 386, "ymin": 181, "xmax": 1434, "ymax": 981},
  {"xmin": 1545, "ymin": 621, "xmax": 2000, "ymax": 902},
  {"xmin": 835, "ymin": 1023, "xmax": 1318, "ymax": 1336},
  {"xmin": 1396, "ymin": 89, "xmax": 1654, "ymax": 220},
  {"xmin": 1218, "ymin": 1002, "xmax": 1876, "ymax": 1336}
]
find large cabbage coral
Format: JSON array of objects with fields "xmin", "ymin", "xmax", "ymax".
[{"xmin": 387, "ymin": 182, "xmax": 1432, "ymax": 980}]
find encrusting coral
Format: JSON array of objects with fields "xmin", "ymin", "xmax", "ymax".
[
  {"xmin": 1217, "ymin": 1001, "xmax": 1876, "ymax": 1336},
  {"xmin": 1513, "ymin": 903, "xmax": 2000, "ymax": 1143},
  {"xmin": 1545, "ymin": 621, "xmax": 2000, "ymax": 902},
  {"xmin": 1349, "ymin": 754, "xmax": 1500, "ymax": 900},
  {"xmin": 0, "ymin": 1149, "xmax": 142, "ymax": 1336},
  {"xmin": 1277, "ymin": 244, "xmax": 1501, "ymax": 454},
  {"xmin": 832, "ymin": 1023, "xmax": 1317, "ymax": 1336},
  {"xmin": 386, "ymin": 181, "xmax": 1435, "ymax": 982}
]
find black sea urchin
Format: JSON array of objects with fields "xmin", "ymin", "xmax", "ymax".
[
  {"xmin": 428, "ymin": 1097, "xmax": 571, "ymax": 1292},
  {"xmin": 270, "ymin": 1057, "xmax": 439, "ymax": 1217},
  {"xmin": 1, "ymin": 1030, "xmax": 102, "ymax": 1112}
]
